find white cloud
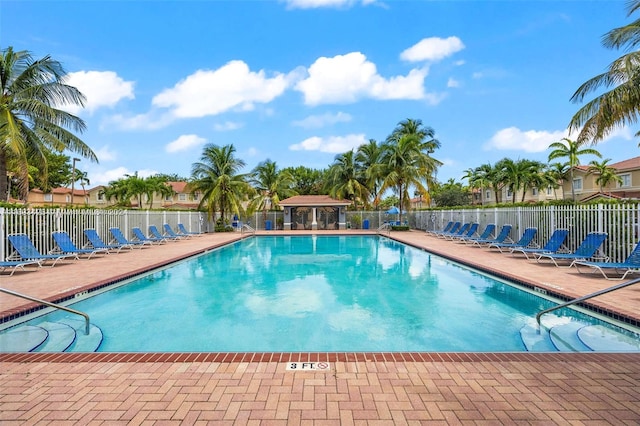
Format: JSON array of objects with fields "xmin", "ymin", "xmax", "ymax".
[
  {"xmin": 283, "ymin": 0, "xmax": 369, "ymax": 9},
  {"xmin": 484, "ymin": 127, "xmax": 568, "ymax": 153},
  {"xmin": 295, "ymin": 52, "xmax": 427, "ymax": 105},
  {"xmin": 90, "ymin": 167, "xmax": 160, "ymax": 186},
  {"xmin": 447, "ymin": 78, "xmax": 460, "ymax": 88},
  {"xmin": 289, "ymin": 133, "xmax": 367, "ymax": 153},
  {"xmin": 152, "ymin": 60, "xmax": 289, "ymax": 118},
  {"xmin": 102, "ymin": 111, "xmax": 174, "ymax": 131},
  {"xmin": 292, "ymin": 112, "xmax": 352, "ymax": 128},
  {"xmin": 400, "ymin": 37, "xmax": 465, "ymax": 63},
  {"xmin": 214, "ymin": 121, "xmax": 244, "ymax": 131},
  {"xmin": 63, "ymin": 71, "xmax": 134, "ymax": 114},
  {"xmin": 165, "ymin": 134, "xmax": 207, "ymax": 153},
  {"xmin": 94, "ymin": 145, "xmax": 117, "ymax": 162}
]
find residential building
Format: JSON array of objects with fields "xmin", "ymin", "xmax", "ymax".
[{"xmin": 563, "ymin": 156, "xmax": 640, "ymax": 201}]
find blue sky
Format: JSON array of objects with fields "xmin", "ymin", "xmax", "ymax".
[{"xmin": 1, "ymin": 0, "xmax": 635, "ymax": 188}]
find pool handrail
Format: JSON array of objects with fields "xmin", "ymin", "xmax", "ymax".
[
  {"xmin": 0, "ymin": 287, "xmax": 90, "ymax": 335},
  {"xmin": 377, "ymin": 222, "xmax": 391, "ymax": 235},
  {"xmin": 535, "ymin": 276, "xmax": 640, "ymax": 331},
  {"xmin": 241, "ymin": 223, "xmax": 255, "ymax": 235}
]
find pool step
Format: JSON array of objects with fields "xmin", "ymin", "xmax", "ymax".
[
  {"xmin": 578, "ymin": 325, "xmax": 640, "ymax": 352},
  {"xmin": 58, "ymin": 318, "xmax": 104, "ymax": 352},
  {"xmin": 520, "ymin": 324, "xmax": 558, "ymax": 352},
  {"xmin": 549, "ymin": 322, "xmax": 591, "ymax": 352},
  {"xmin": 32, "ymin": 321, "xmax": 76, "ymax": 352},
  {"xmin": 521, "ymin": 321, "xmax": 640, "ymax": 352},
  {"xmin": 0, "ymin": 325, "xmax": 48, "ymax": 352},
  {"xmin": 0, "ymin": 319, "xmax": 104, "ymax": 353}
]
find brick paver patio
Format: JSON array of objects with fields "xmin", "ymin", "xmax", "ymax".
[{"xmin": 1, "ymin": 230, "xmax": 639, "ymax": 424}]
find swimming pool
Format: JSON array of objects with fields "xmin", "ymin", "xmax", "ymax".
[{"xmin": 3, "ymin": 235, "xmax": 640, "ymax": 352}]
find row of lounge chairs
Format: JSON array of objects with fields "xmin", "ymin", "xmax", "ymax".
[
  {"xmin": 428, "ymin": 221, "xmax": 640, "ymax": 280},
  {"xmin": 1, "ymin": 223, "xmax": 202, "ymax": 276}
]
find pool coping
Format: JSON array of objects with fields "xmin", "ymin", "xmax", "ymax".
[
  {"xmin": 2, "ymin": 351, "xmax": 640, "ymax": 363},
  {"xmin": 1, "ymin": 230, "xmax": 639, "ymax": 361}
]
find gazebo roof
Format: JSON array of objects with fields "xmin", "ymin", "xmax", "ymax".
[{"xmin": 279, "ymin": 195, "xmax": 351, "ymax": 207}]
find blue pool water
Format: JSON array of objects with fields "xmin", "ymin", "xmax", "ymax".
[{"xmin": 9, "ymin": 235, "xmax": 640, "ymax": 352}]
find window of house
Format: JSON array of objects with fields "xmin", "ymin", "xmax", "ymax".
[
  {"xmin": 165, "ymin": 194, "xmax": 173, "ymax": 201},
  {"xmin": 506, "ymin": 188, "xmax": 513, "ymax": 198},
  {"xmin": 178, "ymin": 194, "xmax": 187, "ymax": 201},
  {"xmin": 193, "ymin": 192, "xmax": 199, "ymax": 201},
  {"xmin": 619, "ymin": 173, "xmax": 631, "ymax": 188},
  {"xmin": 485, "ymin": 190, "xmax": 491, "ymax": 200},
  {"xmin": 573, "ymin": 178, "xmax": 582, "ymax": 191},
  {"xmin": 44, "ymin": 193, "xmax": 53, "ymax": 202},
  {"xmin": 531, "ymin": 187, "xmax": 538, "ymax": 196},
  {"xmin": 546, "ymin": 186, "xmax": 553, "ymax": 195},
  {"xmin": 96, "ymin": 192, "xmax": 105, "ymax": 202},
  {"xmin": 65, "ymin": 195, "xmax": 70, "ymax": 203}
]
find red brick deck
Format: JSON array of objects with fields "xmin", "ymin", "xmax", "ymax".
[{"xmin": 1, "ymin": 230, "xmax": 639, "ymax": 424}]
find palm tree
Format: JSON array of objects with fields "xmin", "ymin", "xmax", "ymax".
[
  {"xmin": 248, "ymin": 159, "xmax": 295, "ymax": 222},
  {"xmin": 545, "ymin": 162, "xmax": 570, "ymax": 199},
  {"xmin": 378, "ymin": 133, "xmax": 440, "ymax": 223},
  {"xmin": 144, "ymin": 175, "xmax": 174, "ymax": 208},
  {"xmin": 326, "ymin": 150, "xmax": 370, "ymax": 208},
  {"xmin": 547, "ymin": 138, "xmax": 602, "ymax": 201},
  {"xmin": 355, "ymin": 139, "xmax": 383, "ymax": 207},
  {"xmin": 383, "ymin": 119, "xmax": 442, "ymax": 214},
  {"xmin": 388, "ymin": 118, "xmax": 441, "ymax": 154},
  {"xmin": 191, "ymin": 144, "xmax": 251, "ymax": 222},
  {"xmin": 568, "ymin": 1, "xmax": 640, "ymax": 144},
  {"xmin": 72, "ymin": 169, "xmax": 90, "ymax": 205},
  {"xmin": 0, "ymin": 47, "xmax": 97, "ymax": 201},
  {"xmin": 586, "ymin": 158, "xmax": 623, "ymax": 194}
]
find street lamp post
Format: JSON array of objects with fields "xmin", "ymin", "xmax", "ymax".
[{"xmin": 71, "ymin": 158, "xmax": 81, "ymax": 205}]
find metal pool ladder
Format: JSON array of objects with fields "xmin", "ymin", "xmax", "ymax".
[
  {"xmin": 0, "ymin": 287, "xmax": 91, "ymax": 335},
  {"xmin": 241, "ymin": 223, "xmax": 256, "ymax": 235},
  {"xmin": 536, "ymin": 276, "xmax": 640, "ymax": 331},
  {"xmin": 377, "ymin": 223, "xmax": 391, "ymax": 235}
]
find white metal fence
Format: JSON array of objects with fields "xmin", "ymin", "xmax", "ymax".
[
  {"xmin": 385, "ymin": 204, "xmax": 639, "ymax": 264},
  {"xmin": 0, "ymin": 208, "xmax": 207, "ymax": 261},
  {"xmin": 3, "ymin": 205, "xmax": 639, "ymax": 264}
]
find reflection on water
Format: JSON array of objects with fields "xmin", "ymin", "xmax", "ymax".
[{"xmin": 20, "ymin": 235, "xmax": 632, "ymax": 352}]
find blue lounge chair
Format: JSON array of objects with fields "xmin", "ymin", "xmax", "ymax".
[
  {"xmin": 510, "ymin": 229, "xmax": 569, "ymax": 259},
  {"xmin": 84, "ymin": 229, "xmax": 130, "ymax": 252},
  {"xmin": 7, "ymin": 233, "xmax": 78, "ymax": 267},
  {"xmin": 52, "ymin": 231, "xmax": 109, "ymax": 259},
  {"xmin": 444, "ymin": 223, "xmax": 472, "ymax": 240},
  {"xmin": 177, "ymin": 223, "xmax": 203, "ymax": 236},
  {"xmin": 132, "ymin": 227, "xmax": 166, "ymax": 244},
  {"xmin": 536, "ymin": 232, "xmax": 608, "ymax": 267},
  {"xmin": 449, "ymin": 223, "xmax": 479, "ymax": 241},
  {"xmin": 469, "ymin": 224, "xmax": 513, "ymax": 247},
  {"xmin": 487, "ymin": 227, "xmax": 537, "ymax": 253},
  {"xmin": 428, "ymin": 221, "xmax": 454, "ymax": 236},
  {"xmin": 150, "ymin": 225, "xmax": 179, "ymax": 241},
  {"xmin": 434, "ymin": 222, "xmax": 461, "ymax": 238},
  {"xmin": 0, "ymin": 260, "xmax": 40, "ymax": 276},
  {"xmin": 109, "ymin": 227, "xmax": 151, "ymax": 248},
  {"xmin": 458, "ymin": 223, "xmax": 495, "ymax": 243},
  {"xmin": 163, "ymin": 223, "xmax": 188, "ymax": 239},
  {"xmin": 573, "ymin": 240, "xmax": 640, "ymax": 280}
]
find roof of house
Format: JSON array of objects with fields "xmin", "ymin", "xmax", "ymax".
[
  {"xmin": 30, "ymin": 187, "xmax": 88, "ymax": 196},
  {"xmin": 609, "ymin": 156, "xmax": 640, "ymax": 171},
  {"xmin": 279, "ymin": 195, "xmax": 351, "ymax": 207},
  {"xmin": 169, "ymin": 181, "xmax": 191, "ymax": 193},
  {"xmin": 580, "ymin": 192, "xmax": 624, "ymax": 202}
]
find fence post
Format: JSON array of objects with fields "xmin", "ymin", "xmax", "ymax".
[{"xmin": 0, "ymin": 207, "xmax": 4, "ymax": 261}]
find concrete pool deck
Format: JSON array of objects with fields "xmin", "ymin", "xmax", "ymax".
[{"xmin": 1, "ymin": 230, "xmax": 639, "ymax": 424}]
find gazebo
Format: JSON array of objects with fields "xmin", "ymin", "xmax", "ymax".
[{"xmin": 279, "ymin": 195, "xmax": 351, "ymax": 230}]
